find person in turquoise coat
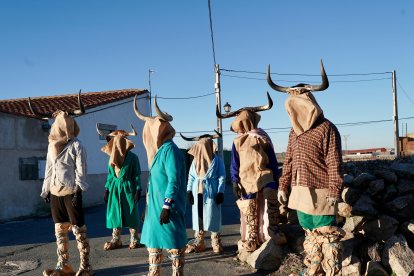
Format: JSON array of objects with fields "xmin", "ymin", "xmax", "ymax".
[
  {"xmin": 134, "ymin": 96, "xmax": 187, "ymax": 276},
  {"xmin": 180, "ymin": 132, "xmax": 226, "ymax": 254},
  {"xmin": 97, "ymin": 125, "xmax": 143, "ymax": 251}
]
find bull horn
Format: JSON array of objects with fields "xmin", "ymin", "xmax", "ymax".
[
  {"xmin": 211, "ymin": 129, "xmax": 222, "ymax": 139},
  {"xmin": 96, "ymin": 123, "xmax": 111, "ymax": 137},
  {"xmin": 180, "ymin": 133, "xmax": 199, "ymax": 142},
  {"xmin": 69, "ymin": 90, "xmax": 85, "ymax": 115},
  {"xmin": 267, "ymin": 65, "xmax": 289, "ymax": 93},
  {"xmin": 216, "ymin": 92, "xmax": 273, "ymax": 119},
  {"xmin": 154, "ymin": 96, "xmax": 173, "ymax": 122},
  {"xmin": 308, "ymin": 59, "xmax": 329, "ymax": 92},
  {"xmin": 133, "ymin": 95, "xmax": 154, "ymax": 121},
  {"xmin": 128, "ymin": 124, "xmax": 137, "ymax": 136},
  {"xmin": 27, "ymin": 97, "xmax": 53, "ymax": 119}
]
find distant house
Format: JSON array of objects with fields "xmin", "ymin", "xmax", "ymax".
[
  {"xmin": 0, "ymin": 89, "xmax": 150, "ymax": 222},
  {"xmin": 400, "ymin": 133, "xmax": 414, "ymax": 156}
]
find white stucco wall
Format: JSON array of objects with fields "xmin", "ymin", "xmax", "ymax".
[{"xmin": 0, "ymin": 92, "xmax": 150, "ymax": 222}]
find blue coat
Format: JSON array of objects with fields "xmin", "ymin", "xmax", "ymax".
[
  {"xmin": 187, "ymin": 155, "xmax": 226, "ymax": 232},
  {"xmin": 140, "ymin": 140, "xmax": 187, "ymax": 249}
]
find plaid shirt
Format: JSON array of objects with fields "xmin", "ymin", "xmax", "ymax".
[{"xmin": 279, "ymin": 117, "xmax": 343, "ymax": 199}]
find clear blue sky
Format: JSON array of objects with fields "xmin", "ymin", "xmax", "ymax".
[{"xmin": 1, "ymin": 1, "xmax": 413, "ymax": 152}]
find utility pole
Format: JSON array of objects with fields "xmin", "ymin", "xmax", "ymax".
[
  {"xmin": 148, "ymin": 68, "xmax": 155, "ymax": 116},
  {"xmin": 215, "ymin": 64, "xmax": 224, "ymax": 159},
  {"xmin": 343, "ymin": 135, "xmax": 350, "ymax": 155},
  {"xmin": 392, "ymin": 70, "xmax": 400, "ymax": 157}
]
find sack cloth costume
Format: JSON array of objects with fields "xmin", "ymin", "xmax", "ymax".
[
  {"xmin": 31, "ymin": 91, "xmax": 94, "ymax": 276},
  {"xmin": 217, "ymin": 93, "xmax": 286, "ymax": 255},
  {"xmin": 180, "ymin": 131, "xmax": 226, "ymax": 254},
  {"xmin": 134, "ymin": 96, "xmax": 187, "ymax": 276},
  {"xmin": 268, "ymin": 60, "xmax": 345, "ymax": 276},
  {"xmin": 97, "ymin": 125, "xmax": 143, "ymax": 251}
]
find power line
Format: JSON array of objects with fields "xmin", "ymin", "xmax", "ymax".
[
  {"xmin": 397, "ymin": 79, "xmax": 414, "ymax": 106},
  {"xmin": 207, "ymin": 0, "xmax": 217, "ymax": 66},
  {"xmin": 157, "ymin": 92, "xmax": 215, "ymax": 100},
  {"xmin": 220, "ymin": 68, "xmax": 392, "ymax": 77},
  {"xmin": 221, "ymin": 73, "xmax": 391, "ymax": 83}
]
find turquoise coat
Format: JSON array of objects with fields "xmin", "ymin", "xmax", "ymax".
[
  {"xmin": 105, "ymin": 151, "xmax": 142, "ymax": 229},
  {"xmin": 187, "ymin": 155, "xmax": 226, "ymax": 232},
  {"xmin": 140, "ymin": 140, "xmax": 187, "ymax": 249}
]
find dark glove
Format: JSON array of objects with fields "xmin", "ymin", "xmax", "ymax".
[
  {"xmin": 134, "ymin": 189, "xmax": 142, "ymax": 204},
  {"xmin": 233, "ymin": 183, "xmax": 241, "ymax": 199},
  {"xmin": 187, "ymin": 191, "xmax": 194, "ymax": 205},
  {"xmin": 43, "ymin": 192, "xmax": 51, "ymax": 203},
  {"xmin": 72, "ymin": 189, "xmax": 82, "ymax": 207},
  {"xmin": 159, "ymin": 208, "xmax": 171, "ymax": 225},
  {"xmin": 103, "ymin": 189, "xmax": 109, "ymax": 204},
  {"xmin": 215, "ymin": 192, "xmax": 224, "ymax": 205}
]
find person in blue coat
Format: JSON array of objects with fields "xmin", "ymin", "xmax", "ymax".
[
  {"xmin": 180, "ymin": 131, "xmax": 226, "ymax": 254},
  {"xmin": 133, "ymin": 96, "xmax": 187, "ymax": 276}
]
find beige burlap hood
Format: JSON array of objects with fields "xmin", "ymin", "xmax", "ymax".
[
  {"xmin": 285, "ymin": 92, "xmax": 323, "ymax": 136},
  {"xmin": 48, "ymin": 111, "xmax": 80, "ymax": 160},
  {"xmin": 101, "ymin": 131, "xmax": 135, "ymax": 177},
  {"xmin": 142, "ymin": 117, "xmax": 176, "ymax": 167},
  {"xmin": 188, "ymin": 138, "xmax": 217, "ymax": 178},
  {"xmin": 231, "ymin": 110, "xmax": 275, "ymax": 194}
]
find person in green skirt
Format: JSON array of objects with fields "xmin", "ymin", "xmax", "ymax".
[
  {"xmin": 133, "ymin": 96, "xmax": 187, "ymax": 276},
  {"xmin": 97, "ymin": 125, "xmax": 143, "ymax": 251},
  {"xmin": 268, "ymin": 60, "xmax": 345, "ymax": 276}
]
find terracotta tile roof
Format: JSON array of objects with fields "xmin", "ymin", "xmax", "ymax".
[{"xmin": 0, "ymin": 89, "xmax": 148, "ymax": 120}]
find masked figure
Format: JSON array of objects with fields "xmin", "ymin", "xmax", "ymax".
[
  {"xmin": 268, "ymin": 60, "xmax": 345, "ymax": 276},
  {"xmin": 97, "ymin": 125, "xmax": 143, "ymax": 251},
  {"xmin": 133, "ymin": 96, "xmax": 187, "ymax": 276},
  {"xmin": 217, "ymin": 93, "xmax": 285, "ymax": 256},
  {"xmin": 31, "ymin": 91, "xmax": 94, "ymax": 276},
  {"xmin": 180, "ymin": 131, "xmax": 226, "ymax": 254}
]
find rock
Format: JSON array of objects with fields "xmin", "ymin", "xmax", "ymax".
[
  {"xmin": 381, "ymin": 184, "xmax": 398, "ymax": 202},
  {"xmin": 341, "ymin": 254, "xmax": 361, "ymax": 276},
  {"xmin": 353, "ymin": 173, "xmax": 376, "ymax": 188},
  {"xmin": 338, "ymin": 202, "xmax": 352, "ymax": 218},
  {"xmin": 374, "ymin": 170, "xmax": 398, "ymax": 184},
  {"xmin": 246, "ymin": 239, "xmax": 284, "ymax": 270},
  {"xmin": 287, "ymin": 209, "xmax": 299, "ymax": 225},
  {"xmin": 368, "ymin": 179, "xmax": 385, "ymax": 195},
  {"xmin": 351, "ymin": 194, "xmax": 378, "ymax": 219},
  {"xmin": 391, "ymin": 163, "xmax": 414, "ymax": 176},
  {"xmin": 364, "ymin": 261, "xmax": 389, "ymax": 276},
  {"xmin": 343, "ymin": 216, "xmax": 365, "ymax": 233},
  {"xmin": 382, "ymin": 234, "xmax": 414, "ymax": 276},
  {"xmin": 367, "ymin": 242, "xmax": 382, "ymax": 262},
  {"xmin": 400, "ymin": 219, "xmax": 414, "ymax": 246},
  {"xmin": 396, "ymin": 179, "xmax": 414, "ymax": 195},
  {"xmin": 385, "ymin": 194, "xmax": 414, "ymax": 221},
  {"xmin": 342, "ymin": 233, "xmax": 357, "ymax": 267},
  {"xmin": 344, "ymin": 174, "xmax": 355, "ymax": 186},
  {"xmin": 363, "ymin": 215, "xmax": 399, "ymax": 242},
  {"xmin": 342, "ymin": 187, "xmax": 362, "ymax": 206}
]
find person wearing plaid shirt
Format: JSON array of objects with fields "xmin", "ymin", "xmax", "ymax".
[{"xmin": 268, "ymin": 60, "xmax": 346, "ymax": 276}]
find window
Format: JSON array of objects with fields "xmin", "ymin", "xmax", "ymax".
[{"xmin": 97, "ymin": 123, "xmax": 117, "ymax": 140}]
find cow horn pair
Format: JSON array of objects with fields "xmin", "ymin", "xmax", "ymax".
[
  {"xmin": 267, "ymin": 59, "xmax": 329, "ymax": 94},
  {"xmin": 28, "ymin": 90, "xmax": 85, "ymax": 119},
  {"xmin": 95, "ymin": 124, "xmax": 137, "ymax": 138},
  {"xmin": 180, "ymin": 130, "xmax": 222, "ymax": 141},
  {"xmin": 133, "ymin": 95, "xmax": 172, "ymax": 122},
  {"xmin": 216, "ymin": 92, "xmax": 273, "ymax": 119}
]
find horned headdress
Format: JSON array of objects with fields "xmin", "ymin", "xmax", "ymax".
[
  {"xmin": 27, "ymin": 90, "xmax": 85, "ymax": 160},
  {"xmin": 267, "ymin": 60, "xmax": 328, "ymax": 135},
  {"xmin": 133, "ymin": 95, "xmax": 175, "ymax": 166},
  {"xmin": 180, "ymin": 130, "xmax": 222, "ymax": 142},
  {"xmin": 97, "ymin": 124, "xmax": 137, "ymax": 176},
  {"xmin": 216, "ymin": 92, "xmax": 273, "ymax": 119}
]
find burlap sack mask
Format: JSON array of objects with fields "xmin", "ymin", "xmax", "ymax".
[
  {"xmin": 142, "ymin": 117, "xmax": 176, "ymax": 167},
  {"xmin": 101, "ymin": 134, "xmax": 135, "ymax": 177},
  {"xmin": 285, "ymin": 92, "xmax": 323, "ymax": 136},
  {"xmin": 231, "ymin": 110, "xmax": 261, "ymax": 133},
  {"xmin": 188, "ymin": 138, "xmax": 217, "ymax": 178},
  {"xmin": 48, "ymin": 111, "xmax": 80, "ymax": 160}
]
